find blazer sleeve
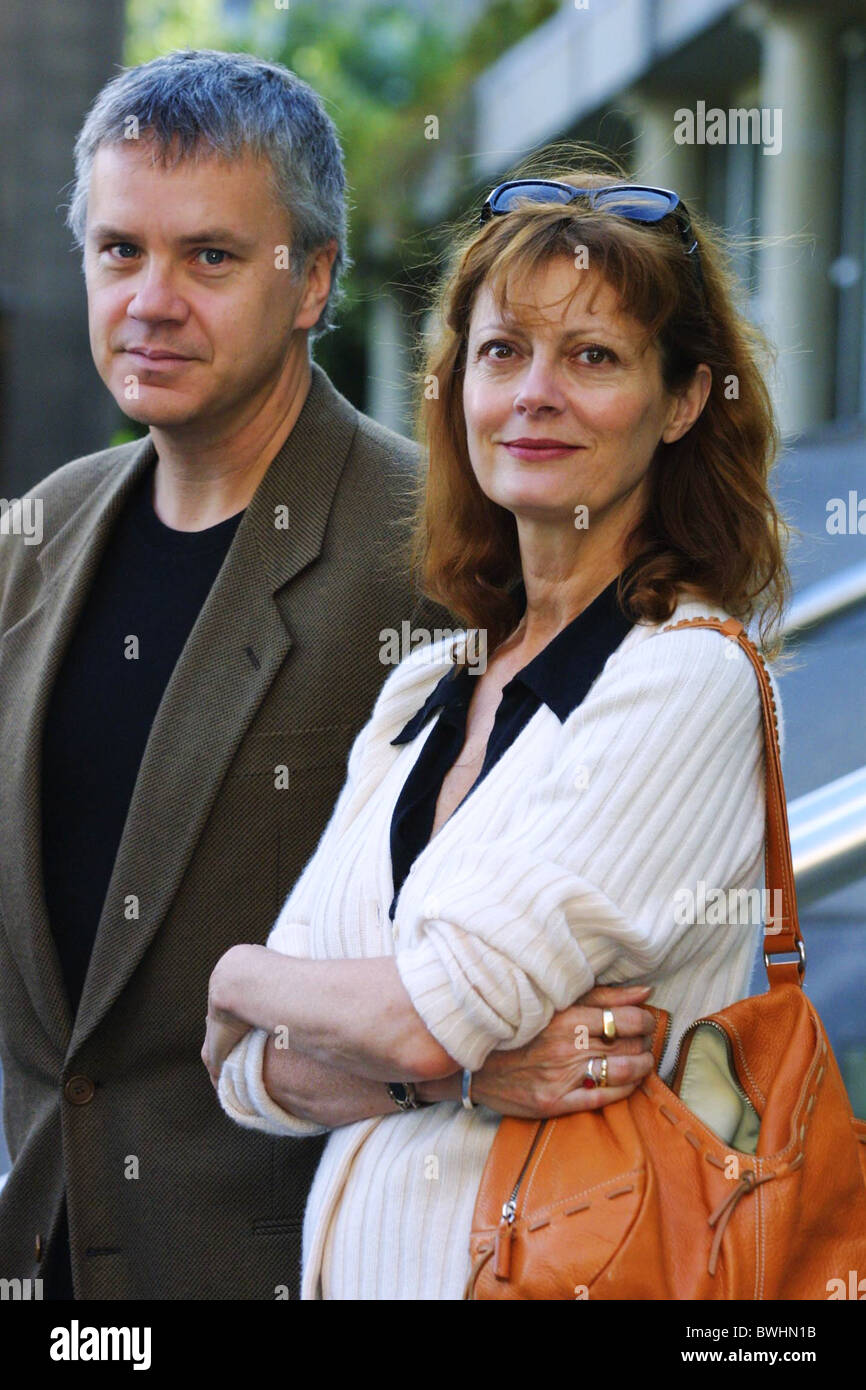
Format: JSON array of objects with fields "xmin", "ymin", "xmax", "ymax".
[
  {"xmin": 392, "ymin": 626, "xmax": 772, "ymax": 1072},
  {"xmin": 216, "ymin": 716, "xmax": 376, "ymax": 1136}
]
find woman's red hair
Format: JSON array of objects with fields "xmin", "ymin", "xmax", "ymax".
[{"xmin": 408, "ymin": 150, "xmax": 794, "ymax": 663}]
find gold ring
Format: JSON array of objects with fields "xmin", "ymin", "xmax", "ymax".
[
  {"xmin": 602, "ymin": 1008, "xmax": 617, "ymax": 1041},
  {"xmin": 600, "ymin": 1055, "xmax": 609, "ymax": 1087}
]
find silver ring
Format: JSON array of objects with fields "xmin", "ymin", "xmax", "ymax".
[
  {"xmin": 584, "ymin": 1055, "xmax": 610, "ymax": 1090},
  {"xmin": 461, "ymin": 1068, "xmax": 476, "ymax": 1110}
]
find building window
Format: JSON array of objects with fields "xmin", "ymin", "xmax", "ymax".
[{"xmin": 702, "ymin": 84, "xmax": 762, "ymax": 308}]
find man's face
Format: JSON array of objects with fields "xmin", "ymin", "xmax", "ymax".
[{"xmin": 84, "ymin": 139, "xmax": 316, "ymax": 433}]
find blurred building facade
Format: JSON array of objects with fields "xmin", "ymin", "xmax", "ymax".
[
  {"xmin": 0, "ymin": 0, "xmax": 125, "ymax": 498},
  {"xmin": 371, "ymin": 0, "xmax": 866, "ymax": 442}
]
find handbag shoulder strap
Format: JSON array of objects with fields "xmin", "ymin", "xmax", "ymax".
[{"xmin": 659, "ymin": 615, "xmax": 804, "ymax": 991}]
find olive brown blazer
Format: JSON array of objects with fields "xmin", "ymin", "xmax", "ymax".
[{"xmin": 0, "ymin": 363, "xmax": 445, "ymax": 1298}]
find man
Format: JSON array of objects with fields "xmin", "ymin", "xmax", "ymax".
[
  {"xmin": 0, "ymin": 48, "xmax": 449, "ymax": 1300},
  {"xmin": 0, "ymin": 48, "xmax": 653, "ymax": 1301}
]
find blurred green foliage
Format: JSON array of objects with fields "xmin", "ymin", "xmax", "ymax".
[
  {"xmin": 266, "ymin": 1, "xmax": 557, "ymax": 258},
  {"xmin": 123, "ymin": 0, "xmax": 558, "ymax": 407}
]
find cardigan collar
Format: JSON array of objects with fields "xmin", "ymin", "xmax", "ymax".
[{"xmin": 391, "ymin": 570, "xmax": 635, "ymax": 744}]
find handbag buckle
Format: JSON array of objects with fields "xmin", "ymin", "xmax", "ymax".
[{"xmin": 763, "ymin": 938, "xmax": 806, "ymax": 979}]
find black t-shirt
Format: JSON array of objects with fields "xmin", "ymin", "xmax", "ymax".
[{"xmin": 41, "ymin": 466, "xmax": 245, "ymax": 1014}]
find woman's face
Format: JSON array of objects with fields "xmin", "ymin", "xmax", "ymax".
[{"xmin": 462, "ymin": 256, "xmax": 705, "ymax": 532}]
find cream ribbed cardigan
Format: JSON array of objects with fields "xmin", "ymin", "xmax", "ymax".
[{"xmin": 219, "ymin": 595, "xmax": 784, "ymax": 1300}]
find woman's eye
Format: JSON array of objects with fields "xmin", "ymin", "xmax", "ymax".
[
  {"xmin": 479, "ymin": 340, "xmax": 515, "ymax": 360},
  {"xmin": 577, "ymin": 345, "xmax": 615, "ymax": 365}
]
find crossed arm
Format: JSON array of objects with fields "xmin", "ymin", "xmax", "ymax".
[
  {"xmin": 203, "ymin": 633, "xmax": 763, "ymax": 1131},
  {"xmin": 202, "ymin": 945, "xmax": 656, "ymax": 1127}
]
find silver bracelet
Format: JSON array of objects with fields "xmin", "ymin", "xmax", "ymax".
[{"xmin": 461, "ymin": 1068, "xmax": 476, "ymax": 1110}]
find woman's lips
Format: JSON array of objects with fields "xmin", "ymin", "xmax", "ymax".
[{"xmin": 501, "ymin": 440, "xmax": 583, "ymax": 461}]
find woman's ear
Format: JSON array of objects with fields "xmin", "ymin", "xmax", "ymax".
[{"xmin": 662, "ymin": 363, "xmax": 712, "ymax": 444}]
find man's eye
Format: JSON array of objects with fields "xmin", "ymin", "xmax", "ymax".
[
  {"xmin": 101, "ymin": 245, "xmax": 232, "ymax": 267},
  {"xmin": 196, "ymin": 248, "xmax": 231, "ymax": 267}
]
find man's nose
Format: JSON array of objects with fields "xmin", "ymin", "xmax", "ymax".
[{"xmin": 126, "ymin": 262, "xmax": 188, "ymax": 320}]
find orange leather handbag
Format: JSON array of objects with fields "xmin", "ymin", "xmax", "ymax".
[{"xmin": 467, "ymin": 615, "xmax": 866, "ymax": 1300}]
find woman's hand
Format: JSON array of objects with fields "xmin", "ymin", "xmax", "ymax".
[
  {"xmin": 201, "ymin": 947, "xmax": 258, "ymax": 1088},
  {"xmin": 201, "ymin": 1007, "xmax": 252, "ymax": 1089},
  {"xmin": 454, "ymin": 984, "xmax": 657, "ymax": 1118}
]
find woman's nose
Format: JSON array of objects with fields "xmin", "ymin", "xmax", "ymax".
[{"xmin": 512, "ymin": 359, "xmax": 567, "ymax": 414}]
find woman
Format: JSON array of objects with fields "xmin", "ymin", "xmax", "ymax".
[{"xmin": 203, "ymin": 165, "xmax": 791, "ymax": 1300}]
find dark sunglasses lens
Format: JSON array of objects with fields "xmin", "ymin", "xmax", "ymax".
[
  {"xmin": 592, "ymin": 189, "xmax": 677, "ymax": 222},
  {"xmin": 491, "ymin": 182, "xmax": 577, "ymax": 214}
]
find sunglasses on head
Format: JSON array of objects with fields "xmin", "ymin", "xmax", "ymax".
[{"xmin": 479, "ymin": 179, "xmax": 704, "ymax": 291}]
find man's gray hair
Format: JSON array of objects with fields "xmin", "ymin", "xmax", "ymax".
[{"xmin": 65, "ymin": 48, "xmax": 349, "ymax": 336}]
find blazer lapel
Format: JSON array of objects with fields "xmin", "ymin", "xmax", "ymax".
[
  {"xmin": 0, "ymin": 435, "xmax": 160, "ymax": 1049},
  {"xmin": 70, "ymin": 364, "xmax": 359, "ymax": 1054}
]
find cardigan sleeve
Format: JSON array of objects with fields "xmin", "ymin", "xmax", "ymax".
[
  {"xmin": 218, "ymin": 1027, "xmax": 330, "ymax": 1136},
  {"xmin": 216, "ymin": 645, "xmax": 453, "ymax": 1136},
  {"xmin": 393, "ymin": 626, "xmax": 773, "ymax": 1071}
]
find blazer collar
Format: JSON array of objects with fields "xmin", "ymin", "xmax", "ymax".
[
  {"xmin": 247, "ymin": 361, "xmax": 359, "ymax": 594},
  {"xmin": 69, "ymin": 362, "xmax": 360, "ymax": 1053},
  {"xmin": 37, "ymin": 361, "xmax": 358, "ymax": 600},
  {"xmin": 37, "ymin": 435, "xmax": 158, "ymax": 588}
]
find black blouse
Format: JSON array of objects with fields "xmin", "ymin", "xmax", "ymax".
[{"xmin": 386, "ymin": 573, "xmax": 635, "ymax": 921}]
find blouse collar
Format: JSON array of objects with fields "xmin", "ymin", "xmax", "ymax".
[{"xmin": 391, "ymin": 571, "xmax": 635, "ymax": 744}]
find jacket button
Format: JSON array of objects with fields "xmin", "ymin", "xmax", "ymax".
[
  {"xmin": 64, "ymin": 1075, "xmax": 95, "ymax": 1105},
  {"xmin": 35, "ymin": 1234, "xmax": 43, "ymax": 1261}
]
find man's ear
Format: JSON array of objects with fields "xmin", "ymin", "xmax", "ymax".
[{"xmin": 294, "ymin": 239, "xmax": 338, "ymax": 331}]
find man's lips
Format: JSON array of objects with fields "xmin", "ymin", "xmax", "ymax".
[{"xmin": 123, "ymin": 348, "xmax": 193, "ymax": 362}]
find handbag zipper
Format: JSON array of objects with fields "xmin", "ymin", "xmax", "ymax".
[
  {"xmin": 491, "ymin": 1012, "xmax": 673, "ymax": 1283},
  {"xmin": 668, "ymin": 1017, "xmax": 754, "ymax": 1112},
  {"xmin": 658, "ymin": 1010, "xmax": 673, "ymax": 1066},
  {"xmin": 493, "ymin": 1121, "xmax": 547, "ymax": 1279}
]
